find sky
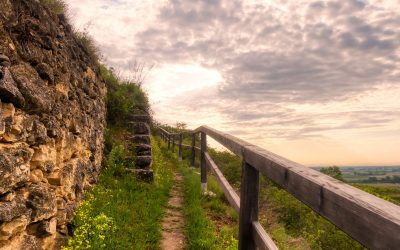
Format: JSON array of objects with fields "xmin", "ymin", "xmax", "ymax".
[{"xmin": 65, "ymin": 0, "xmax": 400, "ymax": 166}]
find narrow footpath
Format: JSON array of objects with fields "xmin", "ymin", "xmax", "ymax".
[{"xmin": 160, "ymin": 171, "xmax": 186, "ymax": 250}]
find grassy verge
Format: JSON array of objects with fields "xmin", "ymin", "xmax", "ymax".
[
  {"xmin": 62, "ymin": 136, "xmax": 173, "ymax": 249},
  {"xmin": 61, "ymin": 63, "xmax": 163, "ymax": 249},
  {"xmin": 157, "ymin": 138, "xmax": 238, "ymax": 250},
  {"xmin": 208, "ymin": 149, "xmax": 367, "ymax": 250}
]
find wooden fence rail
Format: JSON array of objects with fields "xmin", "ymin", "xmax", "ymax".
[{"xmin": 157, "ymin": 126, "xmax": 400, "ymax": 250}]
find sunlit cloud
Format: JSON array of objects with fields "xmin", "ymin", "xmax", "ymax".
[{"xmin": 65, "ymin": 0, "xmax": 400, "ymax": 166}]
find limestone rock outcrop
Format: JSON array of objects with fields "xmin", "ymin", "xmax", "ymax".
[{"xmin": 0, "ymin": 0, "xmax": 107, "ymax": 249}]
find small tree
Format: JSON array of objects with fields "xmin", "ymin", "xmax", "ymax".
[
  {"xmin": 175, "ymin": 122, "xmax": 187, "ymax": 131},
  {"xmin": 320, "ymin": 166, "xmax": 344, "ymax": 181}
]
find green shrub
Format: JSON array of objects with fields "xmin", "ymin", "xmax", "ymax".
[
  {"xmin": 62, "ymin": 192, "xmax": 116, "ymax": 250},
  {"xmin": 320, "ymin": 166, "xmax": 344, "ymax": 181},
  {"xmin": 100, "ymin": 65, "xmax": 150, "ymax": 126}
]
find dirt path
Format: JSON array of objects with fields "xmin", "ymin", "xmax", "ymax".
[{"xmin": 160, "ymin": 172, "xmax": 186, "ymax": 250}]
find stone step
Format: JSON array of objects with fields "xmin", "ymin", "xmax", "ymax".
[
  {"xmin": 135, "ymin": 156, "xmax": 152, "ymax": 169},
  {"xmin": 135, "ymin": 144, "xmax": 152, "ymax": 156},
  {"xmin": 127, "ymin": 114, "xmax": 151, "ymax": 123},
  {"xmin": 128, "ymin": 122, "xmax": 150, "ymax": 135},
  {"xmin": 129, "ymin": 135, "xmax": 150, "ymax": 144},
  {"xmin": 137, "ymin": 150, "xmax": 151, "ymax": 157},
  {"xmin": 126, "ymin": 169, "xmax": 153, "ymax": 182}
]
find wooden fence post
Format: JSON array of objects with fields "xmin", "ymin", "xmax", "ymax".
[
  {"xmin": 238, "ymin": 161, "xmax": 259, "ymax": 250},
  {"xmin": 178, "ymin": 134, "xmax": 183, "ymax": 161},
  {"xmin": 167, "ymin": 134, "xmax": 171, "ymax": 150},
  {"xmin": 191, "ymin": 133, "xmax": 195, "ymax": 168},
  {"xmin": 200, "ymin": 132, "xmax": 207, "ymax": 191},
  {"xmin": 172, "ymin": 134, "xmax": 175, "ymax": 153}
]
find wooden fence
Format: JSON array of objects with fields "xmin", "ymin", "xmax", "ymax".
[{"xmin": 158, "ymin": 126, "xmax": 400, "ymax": 250}]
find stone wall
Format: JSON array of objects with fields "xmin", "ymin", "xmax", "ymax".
[{"xmin": 0, "ymin": 1, "xmax": 107, "ymax": 249}]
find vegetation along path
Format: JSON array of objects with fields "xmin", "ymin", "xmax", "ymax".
[{"xmin": 160, "ymin": 172, "xmax": 186, "ymax": 250}]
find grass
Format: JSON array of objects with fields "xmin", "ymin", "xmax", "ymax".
[
  {"xmin": 62, "ymin": 59, "xmax": 156, "ymax": 249},
  {"xmin": 181, "ymin": 169, "xmax": 238, "ymax": 250},
  {"xmin": 75, "ymin": 30, "xmax": 101, "ymax": 64},
  {"xmin": 207, "ymin": 149, "xmax": 367, "ymax": 250},
  {"xmin": 259, "ymin": 178, "xmax": 365, "ymax": 250},
  {"xmin": 40, "ymin": 0, "xmax": 67, "ymax": 15},
  {"xmin": 63, "ymin": 135, "xmax": 173, "ymax": 249},
  {"xmin": 157, "ymin": 138, "xmax": 238, "ymax": 250}
]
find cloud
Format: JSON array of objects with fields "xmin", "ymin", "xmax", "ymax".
[
  {"xmin": 132, "ymin": 0, "xmax": 400, "ymax": 104},
  {"xmin": 65, "ymin": 0, "xmax": 400, "ymax": 164}
]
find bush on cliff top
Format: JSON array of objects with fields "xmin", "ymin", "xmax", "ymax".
[
  {"xmin": 75, "ymin": 30, "xmax": 101, "ymax": 64},
  {"xmin": 100, "ymin": 65, "xmax": 151, "ymax": 126},
  {"xmin": 40, "ymin": 0, "xmax": 67, "ymax": 15},
  {"xmin": 39, "ymin": 0, "xmax": 101, "ymax": 63}
]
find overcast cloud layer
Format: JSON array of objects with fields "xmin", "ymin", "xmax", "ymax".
[{"xmin": 66, "ymin": 0, "xmax": 400, "ymax": 166}]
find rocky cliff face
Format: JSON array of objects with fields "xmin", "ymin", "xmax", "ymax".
[{"xmin": 0, "ymin": 0, "xmax": 107, "ymax": 249}]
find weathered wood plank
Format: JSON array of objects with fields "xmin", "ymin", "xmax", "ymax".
[
  {"xmin": 206, "ymin": 152, "xmax": 278, "ymax": 250},
  {"xmin": 252, "ymin": 221, "xmax": 279, "ymax": 250},
  {"xmin": 159, "ymin": 127, "xmax": 171, "ymax": 136},
  {"xmin": 239, "ymin": 162, "xmax": 259, "ymax": 250},
  {"xmin": 172, "ymin": 134, "xmax": 175, "ymax": 153},
  {"xmin": 201, "ymin": 132, "xmax": 207, "ymax": 189},
  {"xmin": 191, "ymin": 133, "xmax": 196, "ymax": 168},
  {"xmin": 194, "ymin": 126, "xmax": 250, "ymax": 157},
  {"xmin": 196, "ymin": 126, "xmax": 400, "ymax": 249},
  {"xmin": 178, "ymin": 134, "xmax": 183, "ymax": 160},
  {"xmin": 205, "ymin": 152, "xmax": 240, "ymax": 213}
]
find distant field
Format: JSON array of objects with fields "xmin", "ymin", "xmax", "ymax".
[
  {"xmin": 315, "ymin": 166, "xmax": 400, "ymax": 184},
  {"xmin": 314, "ymin": 166, "xmax": 400, "ymax": 206}
]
